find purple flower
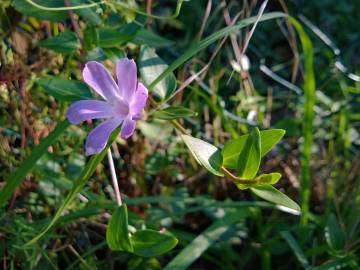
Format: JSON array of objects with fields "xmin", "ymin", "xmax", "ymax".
[{"xmin": 66, "ymin": 59, "xmax": 148, "ymax": 155}]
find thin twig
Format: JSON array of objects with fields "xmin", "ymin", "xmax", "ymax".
[{"xmin": 242, "ymin": 0, "xmax": 268, "ymax": 54}]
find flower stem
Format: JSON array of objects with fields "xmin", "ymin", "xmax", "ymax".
[{"xmin": 107, "ymin": 149, "xmax": 122, "ymax": 206}]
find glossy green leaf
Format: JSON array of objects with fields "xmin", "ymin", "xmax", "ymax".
[
  {"xmin": 0, "ymin": 120, "xmax": 70, "ymax": 208},
  {"xmin": 325, "ymin": 214, "xmax": 345, "ymax": 251},
  {"xmin": 25, "ymin": 128, "xmax": 120, "ymax": 246},
  {"xmin": 237, "ymin": 127, "xmax": 261, "ymax": 179},
  {"xmin": 133, "ymin": 29, "xmax": 173, "ymax": 48},
  {"xmin": 181, "ymin": 135, "xmax": 224, "ymax": 176},
  {"xmin": 222, "ymin": 129, "xmax": 285, "ymax": 169},
  {"xmin": 139, "ymin": 47, "xmax": 177, "ymax": 101},
  {"xmin": 152, "ymin": 106, "xmax": 197, "ymax": 120},
  {"xmin": 250, "ymin": 185, "xmax": 300, "ymax": 212},
  {"xmin": 12, "ymin": 0, "xmax": 68, "ymax": 21},
  {"xmin": 37, "ymin": 77, "xmax": 92, "ymax": 101},
  {"xmin": 98, "ymin": 23, "xmax": 139, "ymax": 48},
  {"xmin": 235, "ymin": 173, "xmax": 282, "ymax": 190},
  {"xmin": 106, "ymin": 205, "xmax": 133, "ymax": 252},
  {"xmin": 131, "ymin": 229, "xmax": 178, "ymax": 257},
  {"xmin": 38, "ymin": 32, "xmax": 79, "ymax": 53},
  {"xmin": 254, "ymin": 173, "xmax": 282, "ymax": 185}
]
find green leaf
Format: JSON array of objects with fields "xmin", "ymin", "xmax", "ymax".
[
  {"xmin": 131, "ymin": 229, "xmax": 178, "ymax": 257},
  {"xmin": 106, "ymin": 205, "xmax": 133, "ymax": 252},
  {"xmin": 12, "ymin": 0, "xmax": 68, "ymax": 21},
  {"xmin": 37, "ymin": 77, "xmax": 92, "ymax": 101},
  {"xmin": 223, "ymin": 129, "xmax": 285, "ymax": 169},
  {"xmin": 38, "ymin": 32, "xmax": 79, "ymax": 53},
  {"xmin": 133, "ymin": 29, "xmax": 173, "ymax": 48},
  {"xmin": 24, "ymin": 128, "xmax": 120, "ymax": 246},
  {"xmin": 0, "ymin": 120, "xmax": 70, "ymax": 208},
  {"xmin": 236, "ymin": 127, "xmax": 261, "ymax": 179},
  {"xmin": 181, "ymin": 135, "xmax": 224, "ymax": 177},
  {"xmin": 325, "ymin": 214, "xmax": 345, "ymax": 251},
  {"xmin": 250, "ymin": 185, "xmax": 300, "ymax": 212},
  {"xmin": 152, "ymin": 106, "xmax": 197, "ymax": 120},
  {"xmin": 254, "ymin": 173, "xmax": 282, "ymax": 185},
  {"xmin": 281, "ymin": 231, "xmax": 310, "ymax": 270},
  {"xmin": 235, "ymin": 173, "xmax": 282, "ymax": 190},
  {"xmin": 139, "ymin": 46, "xmax": 177, "ymax": 101},
  {"xmin": 98, "ymin": 23, "xmax": 139, "ymax": 48}
]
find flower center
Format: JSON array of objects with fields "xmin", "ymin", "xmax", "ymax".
[{"xmin": 112, "ymin": 99, "xmax": 129, "ymax": 118}]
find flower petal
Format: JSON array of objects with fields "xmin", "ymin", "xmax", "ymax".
[
  {"xmin": 66, "ymin": 100, "xmax": 114, "ymax": 124},
  {"xmin": 85, "ymin": 118, "xmax": 122, "ymax": 156},
  {"xmin": 83, "ymin": 61, "xmax": 121, "ymax": 101},
  {"xmin": 116, "ymin": 58, "xmax": 137, "ymax": 102},
  {"xmin": 130, "ymin": 82, "xmax": 148, "ymax": 116},
  {"xmin": 120, "ymin": 117, "xmax": 136, "ymax": 140}
]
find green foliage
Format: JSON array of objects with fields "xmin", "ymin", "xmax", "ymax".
[
  {"xmin": 250, "ymin": 185, "xmax": 300, "ymax": 212},
  {"xmin": 236, "ymin": 127, "xmax": 261, "ymax": 179},
  {"xmin": 25, "ymin": 128, "xmax": 121, "ymax": 246},
  {"xmin": 139, "ymin": 46, "xmax": 177, "ymax": 101},
  {"xmin": 38, "ymin": 31, "xmax": 80, "ymax": 53},
  {"xmin": 12, "ymin": 0, "xmax": 68, "ymax": 21},
  {"xmin": 0, "ymin": 120, "xmax": 70, "ymax": 207},
  {"xmin": 222, "ymin": 129, "xmax": 285, "ymax": 169},
  {"xmin": 131, "ymin": 229, "xmax": 178, "ymax": 257},
  {"xmin": 37, "ymin": 77, "xmax": 92, "ymax": 101},
  {"xmin": 1, "ymin": 0, "xmax": 359, "ymax": 269},
  {"xmin": 181, "ymin": 135, "xmax": 224, "ymax": 177},
  {"xmin": 98, "ymin": 23, "xmax": 140, "ymax": 48},
  {"xmin": 106, "ymin": 204, "xmax": 133, "ymax": 252},
  {"xmin": 152, "ymin": 106, "xmax": 197, "ymax": 120}
]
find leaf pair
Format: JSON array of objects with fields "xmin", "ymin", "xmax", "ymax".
[
  {"xmin": 181, "ymin": 129, "xmax": 300, "ymax": 211},
  {"xmin": 106, "ymin": 204, "xmax": 178, "ymax": 257}
]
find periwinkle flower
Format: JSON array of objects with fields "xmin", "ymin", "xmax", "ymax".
[{"xmin": 66, "ymin": 59, "xmax": 148, "ymax": 155}]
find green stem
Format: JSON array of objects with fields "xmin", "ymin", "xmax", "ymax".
[{"xmin": 23, "ymin": 0, "xmax": 105, "ymax": 11}]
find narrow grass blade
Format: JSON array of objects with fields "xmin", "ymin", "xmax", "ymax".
[
  {"xmin": 0, "ymin": 120, "xmax": 70, "ymax": 208},
  {"xmin": 281, "ymin": 231, "xmax": 310, "ymax": 269},
  {"xmin": 289, "ymin": 17, "xmax": 315, "ymax": 226}
]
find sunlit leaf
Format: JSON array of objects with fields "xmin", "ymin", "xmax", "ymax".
[
  {"xmin": 181, "ymin": 135, "xmax": 224, "ymax": 176},
  {"xmin": 139, "ymin": 46, "xmax": 177, "ymax": 101},
  {"xmin": 250, "ymin": 185, "xmax": 300, "ymax": 212},
  {"xmin": 237, "ymin": 127, "xmax": 261, "ymax": 179},
  {"xmin": 223, "ymin": 129, "xmax": 285, "ymax": 169}
]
